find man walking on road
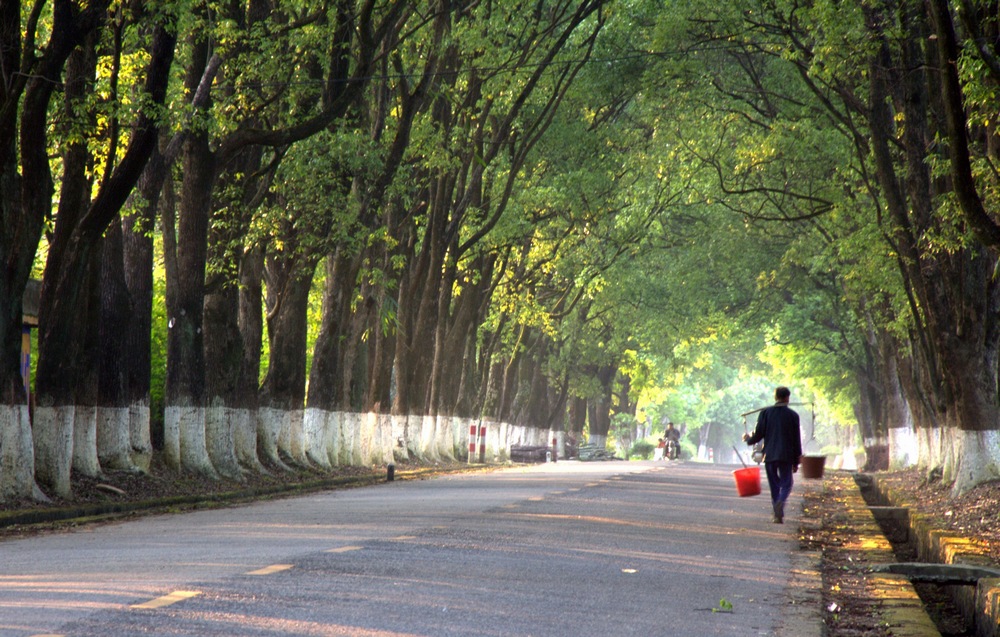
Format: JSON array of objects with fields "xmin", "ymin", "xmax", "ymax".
[{"xmin": 743, "ymin": 386, "xmax": 802, "ymax": 523}]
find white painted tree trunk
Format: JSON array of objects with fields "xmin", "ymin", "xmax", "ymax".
[
  {"xmin": 447, "ymin": 416, "xmax": 464, "ymax": 460},
  {"xmin": 33, "ymin": 405, "xmax": 75, "ymax": 498},
  {"xmin": 553, "ymin": 430, "xmax": 566, "ymax": 460},
  {"xmin": 589, "ymin": 433, "xmax": 608, "ymax": 450},
  {"xmin": 167, "ymin": 405, "xmax": 217, "ymax": 477},
  {"xmin": 275, "ymin": 409, "xmax": 293, "ymax": 464},
  {"xmin": 205, "ymin": 404, "xmax": 243, "ymax": 480},
  {"xmin": 128, "ymin": 401, "xmax": 152, "ymax": 471},
  {"xmin": 483, "ymin": 420, "xmax": 510, "ymax": 461},
  {"xmin": 434, "ymin": 415, "xmax": 454, "ymax": 461},
  {"xmin": 325, "ymin": 411, "xmax": 344, "ymax": 467},
  {"xmin": 162, "ymin": 404, "xmax": 182, "ymax": 470},
  {"xmin": 344, "ymin": 412, "xmax": 362, "ymax": 465},
  {"xmin": 418, "ymin": 415, "xmax": 437, "ymax": 461},
  {"xmin": 888, "ymin": 425, "xmax": 918, "ymax": 470},
  {"xmin": 435, "ymin": 415, "xmax": 449, "ymax": 460},
  {"xmin": 0, "ymin": 404, "xmax": 38, "ymax": 501},
  {"xmin": 390, "ymin": 414, "xmax": 409, "ymax": 463},
  {"xmin": 508, "ymin": 423, "xmax": 526, "ymax": 447},
  {"xmin": 97, "ymin": 406, "xmax": 135, "ymax": 471},
  {"xmin": 72, "ymin": 405, "xmax": 101, "ymax": 478},
  {"xmin": 377, "ymin": 413, "xmax": 393, "ymax": 464},
  {"xmin": 281, "ymin": 409, "xmax": 309, "ymax": 467},
  {"xmin": 915, "ymin": 426, "xmax": 942, "ymax": 473},
  {"xmin": 231, "ymin": 407, "xmax": 263, "ymax": 473},
  {"xmin": 404, "ymin": 414, "xmax": 422, "ymax": 460},
  {"xmin": 950, "ymin": 429, "xmax": 1000, "ymax": 495},
  {"xmin": 531, "ymin": 428, "xmax": 546, "ymax": 446},
  {"xmin": 359, "ymin": 411, "xmax": 375, "ymax": 464},
  {"xmin": 257, "ymin": 407, "xmax": 292, "ymax": 471},
  {"xmin": 494, "ymin": 420, "xmax": 510, "ymax": 461},
  {"xmin": 303, "ymin": 408, "xmax": 331, "ymax": 469},
  {"xmin": 362, "ymin": 411, "xmax": 390, "ymax": 465},
  {"xmin": 940, "ymin": 425, "xmax": 959, "ymax": 483}
]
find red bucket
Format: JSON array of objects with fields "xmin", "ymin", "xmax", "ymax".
[{"xmin": 733, "ymin": 466, "xmax": 761, "ymax": 497}]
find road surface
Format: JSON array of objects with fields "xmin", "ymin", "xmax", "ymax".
[{"xmin": 0, "ymin": 461, "xmax": 807, "ymax": 636}]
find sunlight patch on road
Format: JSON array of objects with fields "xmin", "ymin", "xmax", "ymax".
[{"xmin": 326, "ymin": 546, "xmax": 364, "ymax": 553}]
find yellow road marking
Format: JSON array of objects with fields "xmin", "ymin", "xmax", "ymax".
[
  {"xmin": 246, "ymin": 564, "xmax": 294, "ymax": 575},
  {"xmin": 393, "ymin": 535, "xmax": 416, "ymax": 540},
  {"xmin": 326, "ymin": 545, "xmax": 363, "ymax": 553},
  {"xmin": 130, "ymin": 590, "xmax": 201, "ymax": 609}
]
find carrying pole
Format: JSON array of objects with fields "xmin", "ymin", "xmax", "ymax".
[{"xmin": 732, "ymin": 445, "xmax": 749, "ymax": 469}]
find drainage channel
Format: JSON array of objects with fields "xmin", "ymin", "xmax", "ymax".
[{"xmin": 855, "ymin": 474, "xmax": 975, "ymax": 637}]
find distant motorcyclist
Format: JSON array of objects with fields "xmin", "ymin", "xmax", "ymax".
[{"xmin": 664, "ymin": 422, "xmax": 680, "ymax": 460}]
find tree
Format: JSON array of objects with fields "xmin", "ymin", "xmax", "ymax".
[
  {"xmin": 30, "ymin": 3, "xmax": 177, "ymax": 498},
  {"xmin": 386, "ymin": 0, "xmax": 607, "ymax": 458},
  {"xmin": 163, "ymin": 0, "xmax": 409, "ymax": 476}
]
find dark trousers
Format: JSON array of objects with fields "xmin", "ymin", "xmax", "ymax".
[{"xmin": 764, "ymin": 460, "xmax": 795, "ymax": 504}]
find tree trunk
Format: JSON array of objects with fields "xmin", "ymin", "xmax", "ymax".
[
  {"xmin": 935, "ymin": 247, "xmax": 1000, "ymax": 493},
  {"xmin": 203, "ymin": 277, "xmax": 249, "ymax": 479},
  {"xmin": 71, "ymin": 251, "xmax": 104, "ymax": 479},
  {"xmin": 7, "ymin": 0, "xmax": 124, "ymax": 501},
  {"xmin": 392, "ymin": 224, "xmax": 442, "ymax": 422},
  {"xmin": 568, "ymin": 396, "xmax": 586, "ymax": 442},
  {"xmin": 164, "ymin": 128, "xmax": 216, "ymax": 476},
  {"xmin": 0, "ymin": 0, "xmax": 43, "ymax": 503},
  {"xmin": 236, "ymin": 247, "xmax": 265, "ymax": 470},
  {"xmin": 855, "ymin": 329, "xmax": 888, "ymax": 472},
  {"xmin": 439, "ymin": 253, "xmax": 493, "ymax": 419},
  {"xmin": 97, "ymin": 220, "xmax": 139, "ymax": 472},
  {"xmin": 34, "ymin": 35, "xmax": 103, "ymax": 497},
  {"xmin": 202, "ymin": 140, "xmax": 273, "ymax": 478},
  {"xmin": 121, "ymin": 149, "xmax": 166, "ymax": 467},
  {"xmin": 587, "ymin": 365, "xmax": 616, "ymax": 443},
  {"xmin": 867, "ymin": 15, "xmax": 1000, "ymax": 493},
  {"xmin": 878, "ymin": 334, "xmax": 916, "ymax": 470},
  {"xmin": 306, "ymin": 250, "xmax": 357, "ymax": 466},
  {"xmin": 259, "ymin": 258, "xmax": 315, "ymax": 468}
]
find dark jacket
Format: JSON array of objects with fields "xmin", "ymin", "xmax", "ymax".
[{"xmin": 746, "ymin": 403, "xmax": 802, "ymax": 464}]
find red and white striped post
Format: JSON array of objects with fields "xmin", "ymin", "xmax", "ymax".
[
  {"xmin": 468, "ymin": 423, "xmax": 478, "ymax": 463},
  {"xmin": 478, "ymin": 424, "xmax": 487, "ymax": 463}
]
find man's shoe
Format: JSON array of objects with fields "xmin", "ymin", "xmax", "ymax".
[{"xmin": 772, "ymin": 501, "xmax": 784, "ymax": 524}]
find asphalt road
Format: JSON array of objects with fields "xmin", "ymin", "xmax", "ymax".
[{"xmin": 0, "ymin": 460, "xmax": 805, "ymax": 637}]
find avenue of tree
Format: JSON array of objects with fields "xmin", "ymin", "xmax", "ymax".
[{"xmin": 1, "ymin": 0, "xmax": 998, "ymax": 501}]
